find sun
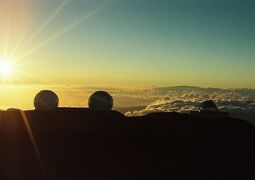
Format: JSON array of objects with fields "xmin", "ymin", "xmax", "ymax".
[{"xmin": 0, "ymin": 59, "xmax": 14, "ymax": 79}]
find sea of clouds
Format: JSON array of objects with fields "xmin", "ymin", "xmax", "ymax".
[
  {"xmin": 124, "ymin": 86, "xmax": 255, "ymax": 125},
  {"xmin": 1, "ymin": 85, "xmax": 255, "ymax": 124}
]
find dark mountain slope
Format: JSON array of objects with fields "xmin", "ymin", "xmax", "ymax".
[{"xmin": 0, "ymin": 109, "xmax": 254, "ymax": 180}]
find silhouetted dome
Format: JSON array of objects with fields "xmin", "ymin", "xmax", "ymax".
[
  {"xmin": 199, "ymin": 100, "xmax": 218, "ymax": 112},
  {"xmin": 34, "ymin": 90, "xmax": 59, "ymax": 110},
  {"xmin": 88, "ymin": 91, "xmax": 113, "ymax": 110}
]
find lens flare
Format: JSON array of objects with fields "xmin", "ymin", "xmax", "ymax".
[{"xmin": 0, "ymin": 60, "xmax": 13, "ymax": 78}]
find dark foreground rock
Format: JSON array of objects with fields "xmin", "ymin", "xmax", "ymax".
[{"xmin": 0, "ymin": 109, "xmax": 254, "ymax": 180}]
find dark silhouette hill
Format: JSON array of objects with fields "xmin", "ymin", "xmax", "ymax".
[{"xmin": 0, "ymin": 109, "xmax": 254, "ymax": 180}]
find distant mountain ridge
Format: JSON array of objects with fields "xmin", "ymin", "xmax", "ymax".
[
  {"xmin": 153, "ymin": 86, "xmax": 255, "ymax": 92},
  {"xmin": 152, "ymin": 86, "xmax": 255, "ymax": 100}
]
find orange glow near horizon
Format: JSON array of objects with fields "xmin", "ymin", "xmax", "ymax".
[{"xmin": 0, "ymin": 0, "xmax": 254, "ymax": 113}]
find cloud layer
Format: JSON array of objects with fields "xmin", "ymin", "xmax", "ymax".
[
  {"xmin": 125, "ymin": 86, "xmax": 255, "ymax": 124},
  {"xmin": 1, "ymin": 85, "xmax": 255, "ymax": 124}
]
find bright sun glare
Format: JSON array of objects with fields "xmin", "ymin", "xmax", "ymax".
[{"xmin": 0, "ymin": 59, "xmax": 14, "ymax": 78}]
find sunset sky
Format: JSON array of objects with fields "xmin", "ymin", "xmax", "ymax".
[{"xmin": 0, "ymin": 0, "xmax": 254, "ymax": 109}]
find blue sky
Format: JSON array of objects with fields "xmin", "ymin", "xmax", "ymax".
[{"xmin": 1, "ymin": 0, "xmax": 254, "ymax": 88}]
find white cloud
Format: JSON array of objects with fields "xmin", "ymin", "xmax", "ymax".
[
  {"xmin": 1, "ymin": 85, "xmax": 255, "ymax": 125},
  {"xmin": 125, "ymin": 87, "xmax": 255, "ymax": 124}
]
